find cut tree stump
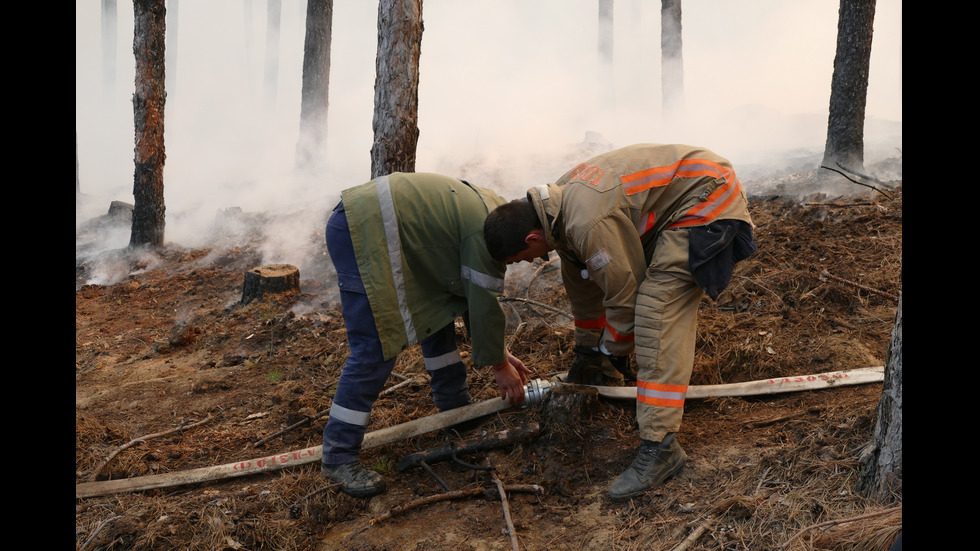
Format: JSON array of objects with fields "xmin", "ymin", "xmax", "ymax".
[
  {"xmin": 542, "ymin": 384, "xmax": 599, "ymax": 427},
  {"xmin": 241, "ymin": 264, "xmax": 300, "ymax": 304}
]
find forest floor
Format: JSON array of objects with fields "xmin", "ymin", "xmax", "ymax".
[{"xmin": 76, "ymin": 157, "xmax": 902, "ymax": 551}]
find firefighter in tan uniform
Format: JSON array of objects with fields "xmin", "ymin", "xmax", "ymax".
[{"xmin": 484, "ymin": 144, "xmax": 756, "ymax": 500}]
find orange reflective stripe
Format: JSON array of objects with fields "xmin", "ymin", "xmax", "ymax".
[
  {"xmin": 636, "ymin": 380, "xmax": 687, "ymax": 407},
  {"xmin": 668, "ymin": 173, "xmax": 743, "ymax": 228},
  {"xmin": 620, "ymin": 158, "xmax": 729, "ymax": 196},
  {"xmin": 605, "ymin": 323, "xmax": 634, "ymax": 342},
  {"xmin": 638, "ymin": 212, "xmax": 656, "ymax": 236},
  {"xmin": 574, "ymin": 315, "xmax": 606, "ymax": 330}
]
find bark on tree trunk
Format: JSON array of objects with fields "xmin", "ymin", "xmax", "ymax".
[
  {"xmin": 297, "ymin": 0, "xmax": 334, "ymax": 173},
  {"xmin": 165, "ymin": 0, "xmax": 179, "ymax": 95},
  {"xmin": 822, "ymin": 0, "xmax": 876, "ymax": 172},
  {"xmin": 370, "ymin": 0, "xmax": 423, "ymax": 179},
  {"xmin": 858, "ymin": 291, "xmax": 901, "ymax": 502},
  {"xmin": 130, "ymin": 0, "xmax": 167, "ymax": 249},
  {"xmin": 661, "ymin": 0, "xmax": 684, "ymax": 126}
]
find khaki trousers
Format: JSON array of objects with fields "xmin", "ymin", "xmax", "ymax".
[{"xmin": 634, "ymin": 228, "xmax": 703, "ymax": 442}]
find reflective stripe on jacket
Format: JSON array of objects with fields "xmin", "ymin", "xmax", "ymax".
[
  {"xmin": 527, "ymin": 144, "xmax": 754, "ymax": 355},
  {"xmin": 342, "ymin": 173, "xmax": 509, "ymax": 365}
]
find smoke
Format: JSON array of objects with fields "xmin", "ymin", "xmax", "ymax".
[{"xmin": 76, "ymin": 0, "xmax": 901, "ymax": 286}]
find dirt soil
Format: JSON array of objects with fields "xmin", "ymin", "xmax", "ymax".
[{"xmin": 76, "ymin": 161, "xmax": 902, "ymax": 551}]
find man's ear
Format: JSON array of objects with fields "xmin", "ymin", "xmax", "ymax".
[{"xmin": 525, "ymin": 229, "xmax": 544, "ymax": 245}]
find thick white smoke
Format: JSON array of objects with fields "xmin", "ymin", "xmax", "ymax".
[{"xmin": 76, "ymin": 1, "xmax": 901, "ymax": 286}]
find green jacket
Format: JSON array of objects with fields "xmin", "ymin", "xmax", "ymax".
[{"xmin": 342, "ymin": 173, "xmax": 509, "ymax": 365}]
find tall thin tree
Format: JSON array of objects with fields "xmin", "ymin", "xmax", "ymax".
[
  {"xmin": 661, "ymin": 0, "xmax": 684, "ymax": 125},
  {"xmin": 166, "ymin": 0, "xmax": 179, "ymax": 95},
  {"xmin": 822, "ymin": 0, "xmax": 876, "ymax": 171},
  {"xmin": 264, "ymin": 0, "xmax": 282, "ymax": 108},
  {"xmin": 296, "ymin": 0, "xmax": 334, "ymax": 173},
  {"xmin": 598, "ymin": 0, "xmax": 614, "ymax": 107},
  {"xmin": 370, "ymin": 0, "xmax": 423, "ymax": 178},
  {"xmin": 130, "ymin": 0, "xmax": 167, "ymax": 248},
  {"xmin": 102, "ymin": 0, "xmax": 117, "ymax": 100}
]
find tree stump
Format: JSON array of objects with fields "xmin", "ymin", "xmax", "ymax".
[
  {"xmin": 542, "ymin": 384, "xmax": 599, "ymax": 428},
  {"xmin": 241, "ymin": 264, "xmax": 300, "ymax": 304}
]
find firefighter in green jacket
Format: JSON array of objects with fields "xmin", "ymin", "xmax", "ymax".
[
  {"xmin": 322, "ymin": 172, "xmax": 531, "ymax": 498},
  {"xmin": 484, "ymin": 144, "xmax": 756, "ymax": 501}
]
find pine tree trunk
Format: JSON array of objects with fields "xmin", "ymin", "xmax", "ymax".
[
  {"xmin": 661, "ymin": 0, "xmax": 684, "ymax": 125},
  {"xmin": 130, "ymin": 0, "xmax": 167, "ymax": 249},
  {"xmin": 598, "ymin": 0, "xmax": 614, "ymax": 107},
  {"xmin": 297, "ymin": 0, "xmax": 333, "ymax": 173},
  {"xmin": 264, "ymin": 0, "xmax": 282, "ymax": 108},
  {"xmin": 370, "ymin": 0, "xmax": 423, "ymax": 179},
  {"xmin": 165, "ymin": 0, "xmax": 179, "ymax": 94},
  {"xmin": 822, "ymin": 0, "xmax": 876, "ymax": 172},
  {"xmin": 102, "ymin": 0, "xmax": 117, "ymax": 94},
  {"xmin": 858, "ymin": 292, "xmax": 902, "ymax": 502}
]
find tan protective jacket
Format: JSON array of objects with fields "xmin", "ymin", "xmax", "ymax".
[{"xmin": 526, "ymin": 144, "xmax": 754, "ymax": 355}]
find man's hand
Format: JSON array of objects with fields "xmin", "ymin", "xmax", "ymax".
[{"xmin": 492, "ymin": 351, "xmax": 531, "ymax": 405}]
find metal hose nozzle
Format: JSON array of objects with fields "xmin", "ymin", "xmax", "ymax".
[{"xmin": 523, "ymin": 378, "xmax": 551, "ymax": 406}]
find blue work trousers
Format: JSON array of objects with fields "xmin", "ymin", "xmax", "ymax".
[{"xmin": 321, "ymin": 202, "xmax": 470, "ymax": 466}]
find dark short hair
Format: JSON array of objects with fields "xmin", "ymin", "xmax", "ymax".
[{"xmin": 484, "ymin": 199, "xmax": 542, "ymax": 262}]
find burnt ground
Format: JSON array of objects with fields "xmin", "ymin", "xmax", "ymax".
[{"xmin": 76, "ymin": 160, "xmax": 902, "ymax": 551}]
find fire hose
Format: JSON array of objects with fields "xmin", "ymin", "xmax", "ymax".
[{"xmin": 75, "ymin": 366, "xmax": 883, "ymax": 499}]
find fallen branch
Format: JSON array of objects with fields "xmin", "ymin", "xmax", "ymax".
[
  {"xmin": 253, "ymin": 411, "xmax": 327, "ymax": 448},
  {"xmin": 804, "ymin": 201, "xmax": 875, "ymax": 207},
  {"xmin": 381, "ymin": 375, "xmax": 422, "ymax": 397},
  {"xmin": 88, "ymin": 415, "xmax": 213, "ymax": 481},
  {"xmin": 819, "ymin": 270, "xmax": 899, "ymax": 302},
  {"xmin": 79, "ymin": 515, "xmax": 123, "ymax": 551},
  {"xmin": 525, "ymin": 257, "xmax": 558, "ymax": 299},
  {"xmin": 778, "ymin": 505, "xmax": 902, "ymax": 550},
  {"xmin": 499, "ymin": 297, "xmax": 574, "ymax": 319},
  {"xmin": 487, "ymin": 459, "xmax": 520, "ymax": 551},
  {"xmin": 397, "ymin": 424, "xmax": 541, "ymax": 471},
  {"xmin": 369, "ymin": 484, "xmax": 544, "ymax": 524},
  {"xmin": 819, "ymin": 164, "xmax": 893, "ymax": 199},
  {"xmin": 671, "ymin": 516, "xmax": 715, "ymax": 551}
]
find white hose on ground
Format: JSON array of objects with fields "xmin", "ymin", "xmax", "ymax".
[
  {"xmin": 75, "ymin": 386, "xmax": 540, "ymax": 499},
  {"xmin": 75, "ymin": 367, "xmax": 883, "ymax": 499}
]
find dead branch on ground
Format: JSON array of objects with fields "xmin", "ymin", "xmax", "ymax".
[
  {"xmin": 819, "ymin": 270, "xmax": 899, "ymax": 302},
  {"xmin": 487, "ymin": 458, "xmax": 520, "ymax": 551},
  {"xmin": 369, "ymin": 484, "xmax": 545, "ymax": 524},
  {"xmin": 88, "ymin": 415, "xmax": 213, "ymax": 481},
  {"xmin": 499, "ymin": 297, "xmax": 573, "ymax": 319},
  {"xmin": 778, "ymin": 505, "xmax": 902, "ymax": 550},
  {"xmin": 819, "ymin": 164, "xmax": 893, "ymax": 199}
]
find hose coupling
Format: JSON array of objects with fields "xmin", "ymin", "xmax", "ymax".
[{"xmin": 523, "ymin": 378, "xmax": 551, "ymax": 406}]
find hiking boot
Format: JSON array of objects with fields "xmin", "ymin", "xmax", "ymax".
[
  {"xmin": 321, "ymin": 461, "xmax": 386, "ymax": 498},
  {"xmin": 566, "ymin": 346, "xmax": 604, "ymax": 385},
  {"xmin": 608, "ymin": 434, "xmax": 687, "ymax": 501}
]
